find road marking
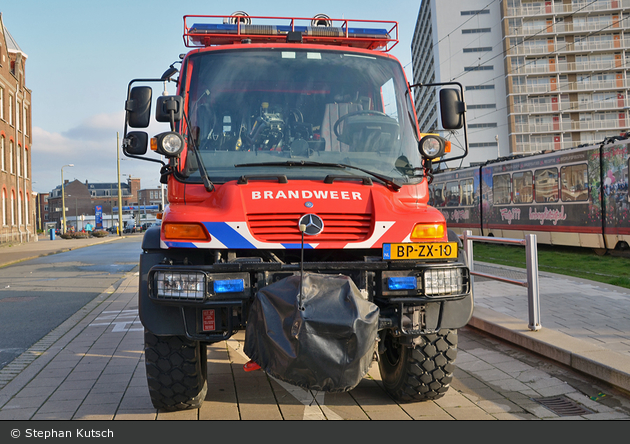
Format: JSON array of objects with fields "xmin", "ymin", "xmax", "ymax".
[{"xmin": 89, "ymin": 309, "xmax": 143, "ymax": 332}]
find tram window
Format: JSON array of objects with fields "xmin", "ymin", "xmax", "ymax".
[
  {"xmin": 561, "ymin": 164, "xmax": 588, "ymax": 202},
  {"xmin": 461, "ymin": 179, "xmax": 474, "ymax": 206},
  {"xmin": 493, "ymin": 174, "xmax": 512, "ymax": 204},
  {"xmin": 445, "ymin": 181, "xmax": 460, "ymax": 206},
  {"xmin": 535, "ymin": 168, "xmax": 559, "ymax": 203},
  {"xmin": 432, "ymin": 183, "xmax": 446, "ymax": 206},
  {"xmin": 513, "ymin": 171, "xmax": 533, "ymax": 204}
]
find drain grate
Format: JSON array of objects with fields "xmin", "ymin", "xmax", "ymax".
[{"xmin": 534, "ymin": 396, "xmax": 594, "ymax": 417}]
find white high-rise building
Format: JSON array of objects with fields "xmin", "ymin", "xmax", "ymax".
[
  {"xmin": 412, "ymin": 0, "xmax": 508, "ymax": 167},
  {"xmin": 412, "ymin": 0, "xmax": 630, "ymax": 165}
]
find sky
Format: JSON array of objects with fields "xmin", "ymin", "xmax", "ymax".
[{"xmin": 1, "ymin": 0, "xmax": 422, "ymax": 194}]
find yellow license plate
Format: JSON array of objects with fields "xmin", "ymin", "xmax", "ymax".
[{"xmin": 383, "ymin": 242, "xmax": 458, "ymax": 260}]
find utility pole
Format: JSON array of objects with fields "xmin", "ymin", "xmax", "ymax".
[{"xmin": 117, "ymin": 133, "xmax": 123, "ymax": 236}]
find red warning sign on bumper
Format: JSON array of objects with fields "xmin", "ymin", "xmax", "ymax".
[{"xmin": 202, "ymin": 309, "xmax": 215, "ymax": 331}]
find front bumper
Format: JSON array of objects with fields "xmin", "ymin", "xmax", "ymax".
[{"xmin": 139, "ymin": 253, "xmax": 472, "ymax": 341}]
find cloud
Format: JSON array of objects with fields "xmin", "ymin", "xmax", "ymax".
[
  {"xmin": 61, "ymin": 112, "xmax": 126, "ymax": 141},
  {"xmin": 31, "ymin": 112, "xmax": 165, "ymax": 194}
]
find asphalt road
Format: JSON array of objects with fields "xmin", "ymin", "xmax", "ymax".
[{"xmin": 0, "ymin": 237, "xmax": 141, "ymax": 369}]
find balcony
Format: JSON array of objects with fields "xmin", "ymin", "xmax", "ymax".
[
  {"xmin": 513, "ymin": 140, "xmax": 581, "ymax": 153},
  {"xmin": 512, "ymin": 78, "xmax": 629, "ymax": 94},
  {"xmin": 506, "ymin": 0, "xmax": 630, "ymax": 18},
  {"xmin": 511, "ymin": 59, "xmax": 625, "ymax": 75},
  {"xmin": 513, "ymin": 118, "xmax": 625, "ymax": 134}
]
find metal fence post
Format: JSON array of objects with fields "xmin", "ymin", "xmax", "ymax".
[
  {"xmin": 525, "ymin": 234, "xmax": 541, "ymax": 331},
  {"xmin": 463, "ymin": 230, "xmax": 474, "ymax": 290}
]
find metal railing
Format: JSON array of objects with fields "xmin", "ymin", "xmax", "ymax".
[{"xmin": 461, "ymin": 230, "xmax": 541, "ymax": 331}]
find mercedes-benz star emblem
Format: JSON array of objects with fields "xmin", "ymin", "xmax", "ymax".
[{"xmin": 298, "ymin": 214, "xmax": 324, "ymax": 236}]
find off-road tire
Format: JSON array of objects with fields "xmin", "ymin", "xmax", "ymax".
[
  {"xmin": 144, "ymin": 330, "xmax": 208, "ymax": 411},
  {"xmin": 378, "ymin": 329, "xmax": 458, "ymax": 402}
]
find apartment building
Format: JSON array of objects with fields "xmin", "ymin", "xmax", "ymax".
[
  {"xmin": 504, "ymin": 0, "xmax": 630, "ymax": 152},
  {"xmin": 412, "ymin": 0, "xmax": 509, "ymax": 167},
  {"xmin": 0, "ymin": 14, "xmax": 34, "ymax": 244},
  {"xmin": 412, "ymin": 0, "xmax": 630, "ymax": 164}
]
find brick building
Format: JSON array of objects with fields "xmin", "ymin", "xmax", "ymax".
[
  {"xmin": 0, "ymin": 14, "xmax": 35, "ymax": 244},
  {"xmin": 47, "ymin": 177, "xmax": 141, "ymax": 231}
]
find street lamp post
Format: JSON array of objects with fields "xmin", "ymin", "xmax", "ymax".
[{"xmin": 61, "ymin": 164, "xmax": 74, "ymax": 234}]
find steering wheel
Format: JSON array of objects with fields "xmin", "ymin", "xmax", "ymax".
[{"xmin": 333, "ymin": 110, "xmax": 389, "ymax": 139}]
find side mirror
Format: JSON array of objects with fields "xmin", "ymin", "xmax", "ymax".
[
  {"xmin": 439, "ymin": 88, "xmax": 465, "ymax": 130},
  {"xmin": 156, "ymin": 96, "xmax": 184, "ymax": 123},
  {"xmin": 123, "ymin": 131, "xmax": 148, "ymax": 155},
  {"xmin": 126, "ymin": 86, "xmax": 152, "ymax": 128}
]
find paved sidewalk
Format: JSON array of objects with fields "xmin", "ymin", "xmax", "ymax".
[
  {"xmin": 0, "ymin": 233, "xmax": 135, "ymax": 268},
  {"xmin": 0, "ymin": 236, "xmax": 628, "ymax": 420},
  {"xmin": 470, "ymin": 263, "xmax": 630, "ymax": 394}
]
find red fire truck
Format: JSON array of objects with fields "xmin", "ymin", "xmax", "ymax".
[{"xmin": 123, "ymin": 12, "xmax": 472, "ymax": 411}]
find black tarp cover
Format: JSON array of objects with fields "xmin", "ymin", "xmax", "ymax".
[{"xmin": 244, "ymin": 272, "xmax": 380, "ymax": 392}]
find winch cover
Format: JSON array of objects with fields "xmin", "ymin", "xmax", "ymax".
[{"xmin": 244, "ymin": 273, "xmax": 379, "ymax": 392}]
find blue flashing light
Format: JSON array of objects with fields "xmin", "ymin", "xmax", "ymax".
[
  {"xmin": 387, "ymin": 276, "xmax": 417, "ymax": 291},
  {"xmin": 214, "ymin": 279, "xmax": 245, "ymax": 293}
]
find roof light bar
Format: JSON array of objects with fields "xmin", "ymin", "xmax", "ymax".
[{"xmin": 183, "ymin": 15, "xmax": 398, "ymax": 51}]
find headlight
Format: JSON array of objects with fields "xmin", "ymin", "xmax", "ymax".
[
  {"xmin": 424, "ymin": 268, "xmax": 468, "ymax": 296},
  {"xmin": 156, "ymin": 271, "xmax": 205, "ymax": 300},
  {"xmin": 419, "ymin": 135, "xmax": 445, "ymax": 159},
  {"xmin": 152, "ymin": 131, "xmax": 185, "ymax": 157}
]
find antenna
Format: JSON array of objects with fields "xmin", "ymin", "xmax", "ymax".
[{"xmin": 298, "ymin": 223, "xmax": 306, "ymax": 311}]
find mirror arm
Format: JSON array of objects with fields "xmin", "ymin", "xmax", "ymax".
[{"xmin": 410, "ymin": 81, "xmax": 469, "ymax": 165}]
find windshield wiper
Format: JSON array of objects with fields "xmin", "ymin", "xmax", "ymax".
[
  {"xmin": 234, "ymin": 160, "xmax": 403, "ymax": 191},
  {"xmin": 182, "ymin": 114, "xmax": 214, "ymax": 192}
]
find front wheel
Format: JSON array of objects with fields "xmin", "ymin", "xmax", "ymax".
[
  {"xmin": 378, "ymin": 329, "xmax": 458, "ymax": 402},
  {"xmin": 144, "ymin": 330, "xmax": 208, "ymax": 411}
]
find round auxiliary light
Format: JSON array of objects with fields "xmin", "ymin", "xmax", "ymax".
[
  {"xmin": 155, "ymin": 132, "xmax": 185, "ymax": 157},
  {"xmin": 419, "ymin": 134, "xmax": 445, "ymax": 160}
]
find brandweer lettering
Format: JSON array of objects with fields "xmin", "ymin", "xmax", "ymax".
[{"xmin": 252, "ymin": 190, "xmax": 362, "ymax": 200}]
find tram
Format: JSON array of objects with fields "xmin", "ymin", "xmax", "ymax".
[{"xmin": 429, "ymin": 137, "xmax": 630, "ymax": 253}]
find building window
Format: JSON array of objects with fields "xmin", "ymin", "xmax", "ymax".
[
  {"xmin": 461, "ymin": 10, "xmax": 490, "ymax": 15},
  {"xmin": 11, "ymin": 190, "xmax": 15, "ymax": 226},
  {"xmin": 470, "ymin": 142, "xmax": 499, "ymax": 147},
  {"xmin": 462, "ymin": 28, "xmax": 491, "ymax": 34},
  {"xmin": 463, "ymin": 47, "xmax": 493, "ymax": 53},
  {"xmin": 468, "ymin": 104, "xmax": 497, "ymax": 109},
  {"xmin": 0, "ymin": 88, "xmax": 3, "ymax": 120},
  {"xmin": 1, "ymin": 137, "xmax": 4, "ymax": 171},
  {"xmin": 469, "ymin": 122, "xmax": 498, "ymax": 128},
  {"xmin": 16, "ymin": 145, "xmax": 21, "ymax": 177},
  {"xmin": 464, "ymin": 65, "xmax": 493, "ymax": 71},
  {"xmin": 466, "ymin": 85, "xmax": 495, "ymax": 90},
  {"xmin": 9, "ymin": 141, "xmax": 13, "ymax": 174},
  {"xmin": 24, "ymin": 105, "xmax": 28, "ymax": 137},
  {"xmin": 1, "ymin": 189, "xmax": 5, "ymax": 226},
  {"xmin": 8, "ymin": 95, "xmax": 13, "ymax": 126},
  {"xmin": 16, "ymin": 101, "xmax": 20, "ymax": 133}
]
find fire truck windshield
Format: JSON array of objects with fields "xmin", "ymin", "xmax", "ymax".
[{"xmin": 179, "ymin": 47, "xmax": 423, "ymax": 185}]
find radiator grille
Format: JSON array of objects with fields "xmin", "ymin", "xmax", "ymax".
[{"xmin": 248, "ymin": 213, "xmax": 372, "ymax": 243}]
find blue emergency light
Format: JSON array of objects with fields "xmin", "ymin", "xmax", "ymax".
[
  {"xmin": 387, "ymin": 276, "xmax": 417, "ymax": 291},
  {"xmin": 213, "ymin": 279, "xmax": 245, "ymax": 294}
]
